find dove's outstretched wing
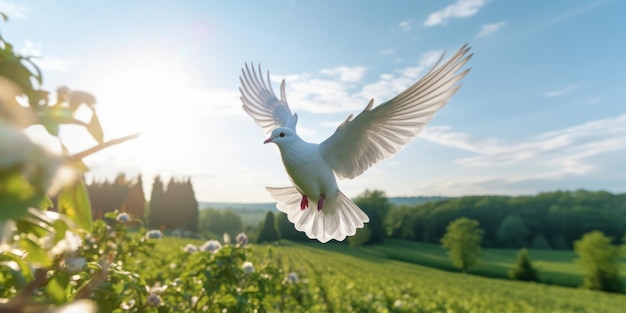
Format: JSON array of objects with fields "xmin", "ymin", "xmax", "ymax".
[
  {"xmin": 320, "ymin": 44, "xmax": 472, "ymax": 179},
  {"xmin": 240, "ymin": 63, "xmax": 298, "ymax": 134}
]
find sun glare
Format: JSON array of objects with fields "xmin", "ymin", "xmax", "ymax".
[
  {"xmin": 98, "ymin": 63, "xmax": 190, "ymax": 136},
  {"xmin": 87, "ymin": 51, "xmax": 204, "ymax": 168}
]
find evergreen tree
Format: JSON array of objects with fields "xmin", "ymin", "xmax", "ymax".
[
  {"xmin": 183, "ymin": 178, "xmax": 199, "ymax": 232},
  {"xmin": 112, "ymin": 174, "xmax": 129, "ymax": 212},
  {"xmin": 509, "ymin": 248, "xmax": 539, "ymax": 282},
  {"xmin": 276, "ymin": 212, "xmax": 309, "ymax": 241},
  {"xmin": 149, "ymin": 176, "xmax": 165, "ymax": 228},
  {"xmin": 124, "ymin": 175, "xmax": 145, "ymax": 220},
  {"xmin": 354, "ymin": 189, "xmax": 390, "ymax": 244},
  {"xmin": 163, "ymin": 178, "xmax": 179, "ymax": 229},
  {"xmin": 257, "ymin": 211, "xmax": 279, "ymax": 243},
  {"xmin": 441, "ymin": 217, "xmax": 484, "ymax": 272}
]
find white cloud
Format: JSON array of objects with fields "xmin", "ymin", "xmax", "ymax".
[
  {"xmin": 424, "ymin": 0, "xmax": 486, "ymax": 27},
  {"xmin": 398, "ymin": 19, "xmax": 413, "ymax": 31},
  {"xmin": 380, "ymin": 48, "xmax": 395, "ymax": 56},
  {"xmin": 543, "ymin": 84, "xmax": 581, "ymax": 97},
  {"xmin": 266, "ymin": 49, "xmax": 447, "ymax": 114},
  {"xmin": 421, "ymin": 114, "xmax": 626, "ymax": 182},
  {"xmin": 477, "ymin": 21, "xmax": 506, "ymax": 38},
  {"xmin": 0, "ymin": 2, "xmax": 28, "ymax": 19},
  {"xmin": 319, "ymin": 66, "xmax": 367, "ymax": 82}
]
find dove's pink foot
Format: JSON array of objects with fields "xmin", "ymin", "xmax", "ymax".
[
  {"xmin": 300, "ymin": 195, "xmax": 308, "ymax": 211},
  {"xmin": 317, "ymin": 195, "xmax": 325, "ymax": 211}
]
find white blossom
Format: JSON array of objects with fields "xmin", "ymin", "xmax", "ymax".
[
  {"xmin": 0, "ymin": 119, "xmax": 66, "ymax": 194},
  {"xmin": 223, "ymin": 233, "xmax": 231, "ymax": 245},
  {"xmin": 182, "ymin": 243, "xmax": 198, "ymax": 254},
  {"xmin": 116, "ymin": 212, "xmax": 130, "ymax": 223},
  {"xmin": 146, "ymin": 293, "xmax": 162, "ymax": 307},
  {"xmin": 145, "ymin": 230, "xmax": 163, "ymax": 240},
  {"xmin": 61, "ymin": 257, "xmax": 86, "ymax": 274},
  {"xmin": 394, "ymin": 299, "xmax": 403, "ymax": 308},
  {"xmin": 200, "ymin": 240, "xmax": 222, "ymax": 254},
  {"xmin": 44, "ymin": 231, "xmax": 82, "ymax": 257},
  {"xmin": 287, "ymin": 272, "xmax": 299, "ymax": 284},
  {"xmin": 242, "ymin": 261, "xmax": 255, "ymax": 274},
  {"xmin": 236, "ymin": 232, "xmax": 248, "ymax": 247}
]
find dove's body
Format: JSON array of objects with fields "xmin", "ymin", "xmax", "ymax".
[
  {"xmin": 275, "ymin": 133, "xmax": 338, "ymax": 205},
  {"xmin": 240, "ymin": 44, "xmax": 473, "ymax": 243}
]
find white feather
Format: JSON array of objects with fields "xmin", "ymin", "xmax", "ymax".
[{"xmin": 241, "ymin": 44, "xmax": 473, "ymax": 243}]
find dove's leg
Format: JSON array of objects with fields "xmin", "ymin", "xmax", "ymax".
[
  {"xmin": 317, "ymin": 195, "xmax": 325, "ymax": 211},
  {"xmin": 300, "ymin": 195, "xmax": 308, "ymax": 210}
]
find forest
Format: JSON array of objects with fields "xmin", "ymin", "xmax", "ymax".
[
  {"xmin": 79, "ymin": 172, "xmax": 626, "ymax": 250},
  {"xmin": 385, "ymin": 189, "xmax": 626, "ymax": 249}
]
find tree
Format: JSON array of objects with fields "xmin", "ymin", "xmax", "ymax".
[
  {"xmin": 148, "ymin": 176, "xmax": 165, "ymax": 228},
  {"xmin": 496, "ymin": 215, "xmax": 529, "ymax": 248},
  {"xmin": 276, "ymin": 212, "xmax": 309, "ymax": 241},
  {"xmin": 199, "ymin": 208, "xmax": 243, "ymax": 238},
  {"xmin": 509, "ymin": 248, "xmax": 539, "ymax": 282},
  {"xmin": 530, "ymin": 235, "xmax": 551, "ymax": 250},
  {"xmin": 574, "ymin": 231, "xmax": 623, "ymax": 292},
  {"xmin": 348, "ymin": 226, "xmax": 371, "ymax": 247},
  {"xmin": 354, "ymin": 189, "xmax": 391, "ymax": 244},
  {"xmin": 123, "ymin": 175, "xmax": 146, "ymax": 220},
  {"xmin": 441, "ymin": 217, "xmax": 484, "ymax": 272},
  {"xmin": 182, "ymin": 178, "xmax": 199, "ymax": 232},
  {"xmin": 257, "ymin": 211, "xmax": 280, "ymax": 243}
]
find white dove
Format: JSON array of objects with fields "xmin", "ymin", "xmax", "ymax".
[{"xmin": 240, "ymin": 44, "xmax": 472, "ymax": 243}]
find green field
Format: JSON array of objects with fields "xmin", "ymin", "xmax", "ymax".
[
  {"xmin": 137, "ymin": 238, "xmax": 626, "ymax": 312},
  {"xmin": 341, "ymin": 239, "xmax": 626, "ymax": 288}
]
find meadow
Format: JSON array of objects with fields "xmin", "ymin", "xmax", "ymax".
[
  {"xmin": 350, "ymin": 239, "xmax": 626, "ymax": 288},
  {"xmin": 134, "ymin": 237, "xmax": 626, "ymax": 313}
]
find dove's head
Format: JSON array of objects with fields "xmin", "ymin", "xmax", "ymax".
[{"xmin": 264, "ymin": 127, "xmax": 298, "ymax": 146}]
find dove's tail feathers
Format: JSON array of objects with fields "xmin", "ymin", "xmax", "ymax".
[{"xmin": 266, "ymin": 186, "xmax": 370, "ymax": 243}]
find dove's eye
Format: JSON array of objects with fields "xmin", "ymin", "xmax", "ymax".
[{"xmin": 279, "ymin": 132, "xmax": 285, "ymax": 138}]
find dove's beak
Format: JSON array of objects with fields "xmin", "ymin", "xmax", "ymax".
[{"xmin": 263, "ymin": 137, "xmax": 273, "ymax": 144}]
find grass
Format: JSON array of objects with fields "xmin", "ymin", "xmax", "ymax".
[
  {"xmin": 320, "ymin": 239, "xmax": 626, "ymax": 289},
  {"xmin": 141, "ymin": 237, "xmax": 626, "ymax": 312},
  {"xmin": 277, "ymin": 241, "xmax": 626, "ymax": 312}
]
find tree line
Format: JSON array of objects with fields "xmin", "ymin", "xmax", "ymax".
[
  {"xmin": 148, "ymin": 176, "xmax": 199, "ymax": 231},
  {"xmin": 85, "ymin": 174, "xmax": 199, "ymax": 232},
  {"xmin": 385, "ymin": 189, "xmax": 626, "ymax": 249},
  {"xmin": 87, "ymin": 174, "xmax": 146, "ymax": 220},
  {"xmin": 196, "ymin": 189, "xmax": 626, "ymax": 250}
]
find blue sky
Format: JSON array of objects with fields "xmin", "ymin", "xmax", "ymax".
[{"xmin": 2, "ymin": 0, "xmax": 625, "ymax": 202}]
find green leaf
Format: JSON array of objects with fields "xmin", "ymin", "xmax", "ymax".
[
  {"xmin": 47, "ymin": 272, "xmax": 70, "ymax": 304},
  {"xmin": 87, "ymin": 110, "xmax": 104, "ymax": 143},
  {"xmin": 18, "ymin": 236, "xmax": 52, "ymax": 267},
  {"xmin": 39, "ymin": 195, "xmax": 54, "ymax": 210},
  {"xmin": 0, "ymin": 166, "xmax": 40, "ymax": 220},
  {"xmin": 51, "ymin": 219, "xmax": 69, "ymax": 243},
  {"xmin": 42, "ymin": 117, "xmax": 60, "ymax": 136},
  {"xmin": 57, "ymin": 178, "xmax": 92, "ymax": 231}
]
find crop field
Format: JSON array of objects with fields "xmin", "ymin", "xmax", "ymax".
[
  {"xmin": 133, "ymin": 238, "xmax": 626, "ymax": 313},
  {"xmin": 351, "ymin": 239, "xmax": 626, "ymax": 288}
]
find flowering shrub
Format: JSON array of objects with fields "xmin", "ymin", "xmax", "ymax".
[{"xmin": 0, "ymin": 15, "xmax": 305, "ymax": 313}]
